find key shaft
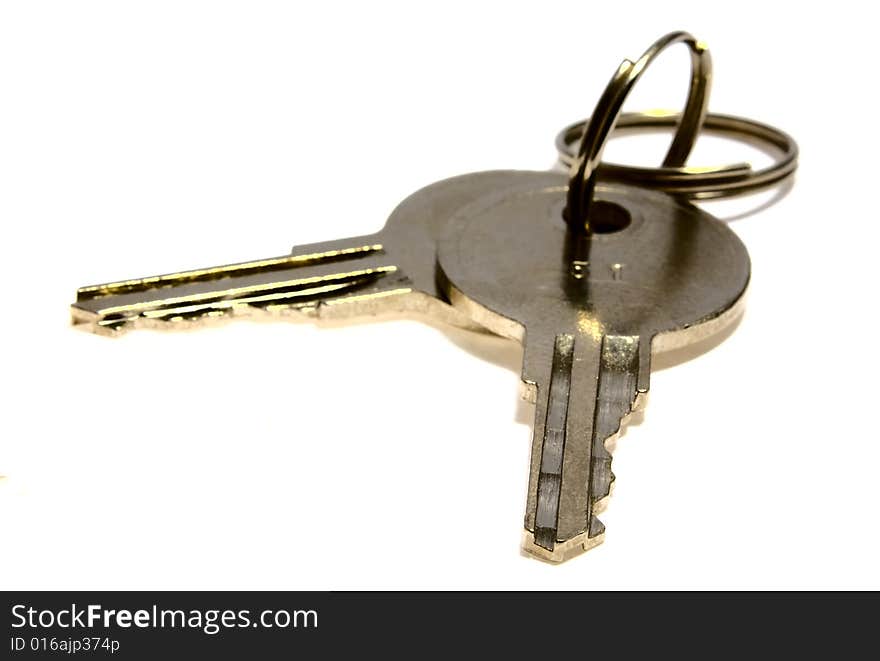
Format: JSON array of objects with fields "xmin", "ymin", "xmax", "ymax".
[
  {"xmin": 72, "ymin": 236, "xmax": 403, "ymax": 334},
  {"xmin": 524, "ymin": 332, "xmax": 641, "ymax": 559}
]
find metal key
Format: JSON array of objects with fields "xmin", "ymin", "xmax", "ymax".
[
  {"xmin": 71, "ymin": 171, "xmax": 543, "ymax": 335},
  {"xmin": 436, "ymin": 174, "xmax": 750, "ymax": 561},
  {"xmin": 70, "ymin": 31, "xmax": 795, "ymax": 562}
]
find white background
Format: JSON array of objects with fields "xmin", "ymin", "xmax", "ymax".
[{"xmin": 0, "ymin": 1, "xmax": 876, "ymax": 590}]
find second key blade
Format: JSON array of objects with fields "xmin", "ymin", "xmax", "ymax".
[
  {"xmin": 523, "ymin": 331, "xmax": 643, "ymax": 562},
  {"xmin": 71, "ymin": 235, "xmax": 409, "ymax": 335},
  {"xmin": 73, "ymin": 170, "xmax": 560, "ymax": 336}
]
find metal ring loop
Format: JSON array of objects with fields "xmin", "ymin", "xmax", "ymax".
[
  {"xmin": 565, "ymin": 31, "xmax": 712, "ymax": 232},
  {"xmin": 557, "ymin": 111, "xmax": 799, "ymax": 199}
]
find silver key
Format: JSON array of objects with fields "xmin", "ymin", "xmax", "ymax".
[
  {"xmin": 437, "ymin": 174, "xmax": 750, "ymax": 561},
  {"xmin": 70, "ymin": 30, "xmax": 795, "ymax": 563},
  {"xmin": 71, "ymin": 171, "xmax": 542, "ymax": 335}
]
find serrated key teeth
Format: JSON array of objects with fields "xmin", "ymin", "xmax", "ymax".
[{"xmin": 521, "ymin": 528, "xmax": 606, "ymax": 563}]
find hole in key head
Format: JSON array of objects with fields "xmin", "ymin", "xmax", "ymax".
[{"xmin": 587, "ymin": 200, "xmax": 632, "ymax": 234}]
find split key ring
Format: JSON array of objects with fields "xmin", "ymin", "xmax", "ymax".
[
  {"xmin": 562, "ymin": 31, "xmax": 799, "ymax": 232},
  {"xmin": 557, "ymin": 111, "xmax": 799, "ymax": 202}
]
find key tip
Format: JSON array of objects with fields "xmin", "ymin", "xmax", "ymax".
[
  {"xmin": 520, "ymin": 529, "xmax": 605, "ymax": 563},
  {"xmin": 70, "ymin": 305, "xmax": 122, "ymax": 337}
]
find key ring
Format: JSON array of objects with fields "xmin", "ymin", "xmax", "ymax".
[
  {"xmin": 565, "ymin": 31, "xmax": 713, "ymax": 231},
  {"xmin": 556, "ymin": 111, "xmax": 799, "ymax": 200}
]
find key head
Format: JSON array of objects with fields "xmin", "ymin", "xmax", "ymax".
[
  {"xmin": 374, "ymin": 170, "xmax": 571, "ymax": 321},
  {"xmin": 437, "ymin": 172, "xmax": 750, "ymax": 353}
]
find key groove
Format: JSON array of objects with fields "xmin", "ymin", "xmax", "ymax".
[{"xmin": 534, "ymin": 334, "xmax": 575, "ymax": 551}]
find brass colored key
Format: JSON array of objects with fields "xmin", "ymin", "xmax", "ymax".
[
  {"xmin": 437, "ymin": 175, "xmax": 750, "ymax": 560},
  {"xmin": 72, "ymin": 171, "xmax": 543, "ymax": 335}
]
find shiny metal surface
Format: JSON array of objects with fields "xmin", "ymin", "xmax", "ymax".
[
  {"xmin": 565, "ymin": 31, "xmax": 711, "ymax": 230},
  {"xmin": 72, "ymin": 171, "xmax": 544, "ymax": 335},
  {"xmin": 69, "ymin": 30, "xmax": 795, "ymax": 563},
  {"xmin": 437, "ymin": 172, "xmax": 750, "ymax": 561}
]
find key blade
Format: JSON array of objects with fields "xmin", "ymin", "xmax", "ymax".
[
  {"xmin": 523, "ymin": 332, "xmax": 641, "ymax": 562},
  {"xmin": 71, "ymin": 238, "xmax": 411, "ymax": 335}
]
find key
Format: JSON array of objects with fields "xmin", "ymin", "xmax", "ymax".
[
  {"xmin": 436, "ymin": 173, "xmax": 750, "ymax": 561},
  {"xmin": 71, "ymin": 171, "xmax": 553, "ymax": 335},
  {"xmin": 66, "ymin": 28, "xmax": 795, "ymax": 563}
]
